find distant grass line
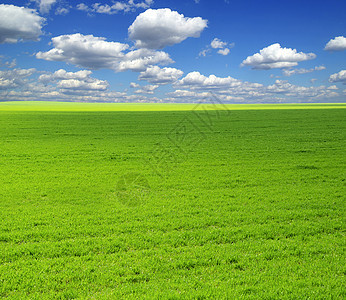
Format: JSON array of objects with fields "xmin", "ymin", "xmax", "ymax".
[{"xmin": 0, "ymin": 101, "xmax": 345, "ymax": 111}]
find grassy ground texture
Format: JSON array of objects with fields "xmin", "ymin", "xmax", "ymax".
[{"xmin": 0, "ymin": 102, "xmax": 345, "ymax": 299}]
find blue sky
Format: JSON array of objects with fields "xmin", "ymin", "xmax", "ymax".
[{"xmin": 0, "ymin": 0, "xmax": 345, "ymax": 103}]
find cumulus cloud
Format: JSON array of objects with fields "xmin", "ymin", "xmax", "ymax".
[
  {"xmin": 57, "ymin": 79, "xmax": 108, "ymax": 90},
  {"xmin": 36, "ymin": 34, "xmax": 129, "ymax": 69},
  {"xmin": 38, "ymin": 69, "xmax": 109, "ymax": 91},
  {"xmin": 218, "ymin": 48, "xmax": 230, "ymax": 56},
  {"xmin": 199, "ymin": 37, "xmax": 233, "ymax": 57},
  {"xmin": 329, "ymin": 70, "xmax": 346, "ymax": 84},
  {"xmin": 130, "ymin": 82, "xmax": 140, "ymax": 88},
  {"xmin": 0, "ymin": 84, "xmax": 129, "ymax": 102},
  {"xmin": 0, "ymin": 77, "xmax": 17, "ymax": 90},
  {"xmin": 134, "ymin": 84, "xmax": 159, "ymax": 94},
  {"xmin": 166, "ymin": 89, "xmax": 209, "ymax": 98},
  {"xmin": 324, "ymin": 36, "xmax": 346, "ymax": 51},
  {"xmin": 116, "ymin": 48, "xmax": 173, "ymax": 72},
  {"xmin": 0, "ymin": 68, "xmax": 36, "ymax": 89},
  {"xmin": 77, "ymin": 0, "xmax": 153, "ymax": 14},
  {"xmin": 165, "ymin": 89, "xmax": 249, "ymax": 103},
  {"xmin": 36, "ymin": 33, "xmax": 173, "ymax": 72},
  {"xmin": 128, "ymin": 8, "xmax": 208, "ymax": 49},
  {"xmin": 55, "ymin": 7, "xmax": 70, "ymax": 15},
  {"xmin": 266, "ymin": 80, "xmax": 339, "ymax": 99},
  {"xmin": 198, "ymin": 48, "xmax": 211, "ymax": 57},
  {"xmin": 2, "ymin": 58, "xmax": 17, "ymax": 68},
  {"xmin": 169, "ymin": 71, "xmax": 340, "ymax": 103},
  {"xmin": 242, "ymin": 43, "xmax": 316, "ymax": 69},
  {"xmin": 211, "ymin": 38, "xmax": 227, "ymax": 49},
  {"xmin": 0, "ymin": 4, "xmax": 45, "ymax": 44},
  {"xmin": 0, "ymin": 67, "xmax": 133, "ymax": 102},
  {"xmin": 282, "ymin": 65, "xmax": 326, "ymax": 77},
  {"xmin": 175, "ymin": 71, "xmax": 241, "ymax": 89},
  {"xmin": 76, "ymin": 3, "xmax": 89, "ymax": 11},
  {"xmin": 138, "ymin": 66, "xmax": 183, "ymax": 84},
  {"xmin": 1, "ymin": 67, "xmax": 342, "ymax": 103},
  {"xmin": 174, "ymin": 72, "xmax": 266, "ymax": 102},
  {"xmin": 39, "ymin": 69, "xmax": 92, "ymax": 82},
  {"xmin": 164, "ymin": 89, "xmax": 211, "ymax": 103},
  {"xmin": 37, "ymin": 0, "xmax": 57, "ymax": 14}
]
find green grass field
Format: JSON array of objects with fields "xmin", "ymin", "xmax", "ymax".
[{"xmin": 0, "ymin": 102, "xmax": 345, "ymax": 299}]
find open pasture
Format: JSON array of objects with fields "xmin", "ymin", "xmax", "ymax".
[{"xmin": 0, "ymin": 102, "xmax": 345, "ymax": 299}]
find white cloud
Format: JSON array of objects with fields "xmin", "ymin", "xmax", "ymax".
[
  {"xmin": 211, "ymin": 38, "xmax": 227, "ymax": 49},
  {"xmin": 175, "ymin": 71, "xmax": 241, "ymax": 89},
  {"xmin": 37, "ymin": 0, "xmax": 57, "ymax": 14},
  {"xmin": 76, "ymin": 3, "xmax": 89, "ymax": 11},
  {"xmin": 242, "ymin": 43, "xmax": 316, "ymax": 69},
  {"xmin": 0, "ymin": 85, "xmax": 129, "ymax": 102},
  {"xmin": 134, "ymin": 84, "xmax": 159, "ymax": 94},
  {"xmin": 93, "ymin": 3, "xmax": 116, "ymax": 14},
  {"xmin": 36, "ymin": 33, "xmax": 173, "ymax": 72},
  {"xmin": 138, "ymin": 66, "xmax": 183, "ymax": 84},
  {"xmin": 77, "ymin": 0, "xmax": 153, "ymax": 15},
  {"xmin": 218, "ymin": 48, "xmax": 230, "ymax": 56},
  {"xmin": 165, "ymin": 89, "xmax": 246, "ymax": 103},
  {"xmin": 55, "ymin": 7, "xmax": 70, "ymax": 15},
  {"xmin": 3, "ymin": 59, "xmax": 17, "ymax": 68},
  {"xmin": 57, "ymin": 79, "xmax": 108, "ymax": 90},
  {"xmin": 0, "ymin": 77, "xmax": 17, "ymax": 89},
  {"xmin": 324, "ymin": 36, "xmax": 346, "ymax": 51},
  {"xmin": 115, "ymin": 48, "xmax": 173, "ymax": 72},
  {"xmin": 266, "ymin": 80, "xmax": 339, "ymax": 99},
  {"xmin": 131, "ymin": 0, "xmax": 154, "ymax": 9},
  {"xmin": 128, "ymin": 8, "xmax": 208, "ymax": 49},
  {"xmin": 130, "ymin": 82, "xmax": 140, "ymax": 88},
  {"xmin": 166, "ymin": 89, "xmax": 209, "ymax": 98},
  {"xmin": 170, "ymin": 71, "xmax": 340, "ymax": 103},
  {"xmin": 198, "ymin": 49, "xmax": 210, "ymax": 57},
  {"xmin": 0, "ymin": 4, "xmax": 45, "ymax": 44},
  {"xmin": 199, "ymin": 38, "xmax": 233, "ymax": 57},
  {"xmin": 1, "ymin": 67, "xmax": 342, "ymax": 103},
  {"xmin": 282, "ymin": 65, "xmax": 325, "ymax": 76},
  {"xmin": 39, "ymin": 69, "xmax": 109, "ymax": 91},
  {"xmin": 329, "ymin": 70, "xmax": 346, "ymax": 84},
  {"xmin": 174, "ymin": 72, "xmax": 266, "ymax": 102},
  {"xmin": 0, "ymin": 68, "xmax": 36, "ymax": 89},
  {"xmin": 36, "ymin": 34, "xmax": 129, "ymax": 69},
  {"xmin": 39, "ymin": 69, "xmax": 92, "ymax": 82},
  {"xmin": 0, "ymin": 67, "xmax": 133, "ymax": 102}
]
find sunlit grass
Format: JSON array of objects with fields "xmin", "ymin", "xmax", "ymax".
[{"xmin": 0, "ymin": 104, "xmax": 344, "ymax": 298}]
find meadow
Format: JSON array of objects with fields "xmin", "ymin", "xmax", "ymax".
[{"xmin": 0, "ymin": 102, "xmax": 345, "ymax": 299}]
